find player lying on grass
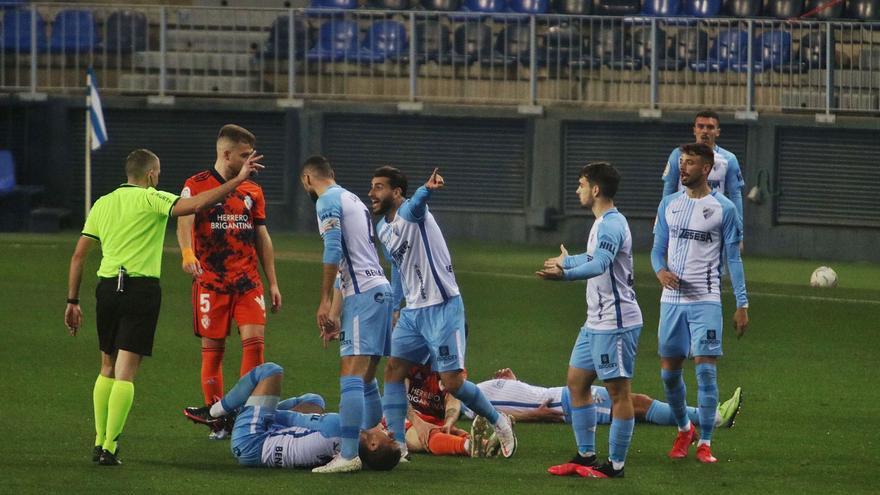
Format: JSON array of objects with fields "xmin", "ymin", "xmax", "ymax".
[
  {"xmin": 464, "ymin": 368, "xmax": 742, "ymax": 430},
  {"xmin": 403, "ymin": 363, "xmax": 501, "ymax": 458},
  {"xmin": 183, "ymin": 362, "xmax": 401, "ymax": 470}
]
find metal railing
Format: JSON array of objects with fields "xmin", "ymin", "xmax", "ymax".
[{"xmin": 2, "ymin": 2, "xmax": 880, "ymax": 116}]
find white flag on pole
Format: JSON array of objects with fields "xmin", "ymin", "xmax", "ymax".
[{"xmin": 87, "ymin": 68, "xmax": 107, "ymax": 151}]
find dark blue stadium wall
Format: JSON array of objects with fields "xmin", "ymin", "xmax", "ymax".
[{"xmin": 1, "ymin": 96, "xmax": 878, "ymax": 262}]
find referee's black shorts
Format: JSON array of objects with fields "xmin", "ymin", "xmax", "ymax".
[{"xmin": 96, "ymin": 277, "xmax": 161, "ymax": 357}]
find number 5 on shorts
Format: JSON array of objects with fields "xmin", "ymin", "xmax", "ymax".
[{"xmin": 200, "ymin": 293, "xmax": 211, "ymax": 314}]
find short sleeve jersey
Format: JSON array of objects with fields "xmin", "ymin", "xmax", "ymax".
[
  {"xmin": 82, "ymin": 184, "xmax": 179, "ymax": 278},
  {"xmin": 654, "ymin": 191, "xmax": 743, "ymax": 305},
  {"xmin": 181, "ymin": 169, "xmax": 266, "ymax": 294},
  {"xmin": 407, "ymin": 364, "xmax": 447, "ymax": 421}
]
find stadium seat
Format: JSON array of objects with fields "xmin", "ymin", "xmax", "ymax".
[
  {"xmin": 104, "ymin": 11, "xmax": 147, "ymax": 53},
  {"xmin": 545, "ymin": 25, "xmax": 599, "ymax": 68},
  {"xmin": 359, "ymin": 20, "xmax": 408, "ymax": 63},
  {"xmin": 802, "ymin": 0, "xmax": 845, "ymax": 19},
  {"xmin": 660, "ymin": 29, "xmax": 708, "ymax": 70},
  {"xmin": 690, "ymin": 29, "xmax": 748, "ymax": 72},
  {"xmin": 845, "ymin": 0, "xmax": 880, "ymax": 20},
  {"xmin": 554, "ymin": 0, "xmax": 593, "ymax": 14},
  {"xmin": 486, "ymin": 23, "xmax": 545, "ymax": 65},
  {"xmin": 306, "ymin": 0, "xmax": 358, "ymax": 17},
  {"xmin": 0, "ymin": 0, "xmax": 27, "ymax": 11},
  {"xmin": 593, "ymin": 0, "xmax": 643, "ymax": 16},
  {"xmin": 729, "ymin": 31, "xmax": 792, "ymax": 72},
  {"xmin": 461, "ymin": 0, "xmax": 509, "ymax": 15},
  {"xmin": 722, "ymin": 0, "xmax": 762, "ymax": 17},
  {"xmin": 368, "ymin": 0, "xmax": 412, "ymax": 9},
  {"xmin": 641, "ymin": 0, "xmax": 683, "ymax": 16},
  {"xmin": 420, "ymin": 0, "xmax": 462, "ymax": 11},
  {"xmin": 50, "ymin": 9, "xmax": 98, "ymax": 54},
  {"xmin": 631, "ymin": 26, "xmax": 667, "ymax": 67},
  {"xmin": 1, "ymin": 8, "xmax": 48, "ymax": 53},
  {"xmin": 684, "ymin": 0, "xmax": 722, "ymax": 16},
  {"xmin": 452, "ymin": 22, "xmax": 493, "ymax": 64},
  {"xmin": 508, "ymin": 0, "xmax": 551, "ymax": 13},
  {"xmin": 796, "ymin": 30, "xmax": 830, "ymax": 69},
  {"xmin": 595, "ymin": 27, "xmax": 645, "ymax": 70},
  {"xmin": 263, "ymin": 15, "xmax": 310, "ymax": 59},
  {"xmin": 398, "ymin": 22, "xmax": 452, "ymax": 64},
  {"xmin": 766, "ymin": 0, "xmax": 804, "ymax": 18},
  {"xmin": 305, "ymin": 20, "xmax": 360, "ymax": 62}
]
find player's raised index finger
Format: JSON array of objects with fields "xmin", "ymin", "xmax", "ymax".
[{"xmin": 431, "ymin": 167, "xmax": 439, "ymax": 180}]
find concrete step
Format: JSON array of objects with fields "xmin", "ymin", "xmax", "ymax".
[
  {"xmin": 167, "ymin": 29, "xmax": 269, "ymax": 53},
  {"xmin": 133, "ymin": 51, "xmax": 257, "ymax": 71},
  {"xmin": 169, "ymin": 9, "xmax": 280, "ymax": 29},
  {"xmin": 119, "ymin": 73, "xmax": 263, "ymax": 93}
]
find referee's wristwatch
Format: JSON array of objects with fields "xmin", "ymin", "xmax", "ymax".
[{"xmin": 67, "ymin": 298, "xmax": 80, "ymax": 305}]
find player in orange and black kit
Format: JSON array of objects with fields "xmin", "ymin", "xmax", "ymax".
[
  {"xmin": 405, "ymin": 364, "xmax": 495, "ymax": 457},
  {"xmin": 177, "ymin": 124, "xmax": 282, "ymax": 439}
]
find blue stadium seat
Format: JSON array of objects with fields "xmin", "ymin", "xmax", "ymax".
[
  {"xmin": 802, "ymin": 0, "xmax": 844, "ymax": 18},
  {"xmin": 452, "ymin": 22, "xmax": 493, "ymax": 64},
  {"xmin": 773, "ymin": 30, "xmax": 829, "ymax": 72},
  {"xmin": 0, "ymin": 0, "xmax": 26, "ymax": 10},
  {"xmin": 660, "ymin": 29, "xmax": 708, "ymax": 70},
  {"xmin": 0, "ymin": 150, "xmax": 15, "ymax": 195},
  {"xmin": 263, "ymin": 15, "xmax": 310, "ymax": 59},
  {"xmin": 104, "ymin": 11, "xmax": 147, "ymax": 53},
  {"xmin": 641, "ymin": 0, "xmax": 683, "ymax": 16},
  {"xmin": 508, "ymin": 0, "xmax": 551, "ymax": 14},
  {"xmin": 306, "ymin": 0, "xmax": 358, "ymax": 17},
  {"xmin": 50, "ymin": 9, "xmax": 98, "ymax": 53},
  {"xmin": 2, "ymin": 8, "xmax": 48, "ymax": 53},
  {"xmin": 684, "ymin": 0, "xmax": 722, "ymax": 16},
  {"xmin": 358, "ymin": 20, "xmax": 408, "ymax": 63},
  {"xmin": 554, "ymin": 0, "xmax": 593, "ymax": 14},
  {"xmin": 766, "ymin": 0, "xmax": 803, "ymax": 18},
  {"xmin": 485, "ymin": 23, "xmax": 544, "ymax": 66},
  {"xmin": 461, "ymin": 0, "xmax": 509, "ymax": 15},
  {"xmin": 690, "ymin": 29, "xmax": 748, "ymax": 72},
  {"xmin": 420, "ymin": 0, "xmax": 462, "ymax": 10},
  {"xmin": 546, "ymin": 25, "xmax": 599, "ymax": 69},
  {"xmin": 306, "ymin": 20, "xmax": 360, "ymax": 62},
  {"xmin": 596, "ymin": 27, "xmax": 644, "ymax": 70},
  {"xmin": 845, "ymin": 0, "xmax": 880, "ymax": 20},
  {"xmin": 593, "ymin": 0, "xmax": 642, "ymax": 16},
  {"xmin": 729, "ymin": 31, "xmax": 792, "ymax": 72},
  {"xmin": 368, "ymin": 0, "xmax": 412, "ymax": 9},
  {"xmin": 722, "ymin": 0, "xmax": 762, "ymax": 17}
]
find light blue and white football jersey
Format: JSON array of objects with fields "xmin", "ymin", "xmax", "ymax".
[
  {"xmin": 316, "ymin": 185, "xmax": 387, "ymax": 298},
  {"xmin": 653, "ymin": 191, "xmax": 744, "ymax": 305},
  {"xmin": 663, "ymin": 145, "xmax": 744, "ymax": 226},
  {"xmin": 376, "ymin": 186, "xmax": 460, "ymax": 310},
  {"xmin": 562, "ymin": 209, "xmax": 643, "ymax": 332}
]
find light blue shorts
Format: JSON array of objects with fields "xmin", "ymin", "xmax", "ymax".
[
  {"xmin": 231, "ymin": 404, "xmax": 274, "ymax": 467},
  {"xmin": 658, "ymin": 302, "xmax": 723, "ymax": 358},
  {"xmin": 340, "ymin": 284, "xmax": 392, "ymax": 357},
  {"xmin": 569, "ymin": 325, "xmax": 642, "ymax": 382},
  {"xmin": 391, "ymin": 296, "xmax": 466, "ymax": 373}
]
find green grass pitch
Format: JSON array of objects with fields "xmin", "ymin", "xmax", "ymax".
[{"xmin": 1, "ymin": 232, "xmax": 878, "ymax": 494}]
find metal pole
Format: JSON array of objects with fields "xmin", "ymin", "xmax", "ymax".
[
  {"xmin": 29, "ymin": 2, "xmax": 37, "ymax": 94},
  {"xmin": 745, "ymin": 20, "xmax": 754, "ymax": 113},
  {"xmin": 528, "ymin": 15, "xmax": 537, "ymax": 106},
  {"xmin": 85, "ymin": 88, "xmax": 92, "ymax": 218},
  {"xmin": 650, "ymin": 18, "xmax": 658, "ymax": 110},
  {"xmin": 288, "ymin": 9, "xmax": 294, "ymax": 99},
  {"xmin": 159, "ymin": 7, "xmax": 167, "ymax": 97},
  {"xmin": 825, "ymin": 22, "xmax": 832, "ymax": 114},
  {"xmin": 409, "ymin": 12, "xmax": 417, "ymax": 102}
]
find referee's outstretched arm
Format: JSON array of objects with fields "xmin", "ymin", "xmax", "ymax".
[{"xmin": 171, "ymin": 153, "xmax": 264, "ymax": 217}]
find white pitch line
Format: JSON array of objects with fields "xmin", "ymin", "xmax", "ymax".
[{"xmin": 455, "ymin": 269, "xmax": 880, "ymax": 305}]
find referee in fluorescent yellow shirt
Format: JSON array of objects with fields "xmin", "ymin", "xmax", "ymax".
[{"xmin": 64, "ymin": 148, "xmax": 264, "ymax": 466}]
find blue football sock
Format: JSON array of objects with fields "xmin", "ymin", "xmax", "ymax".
[
  {"xmin": 277, "ymin": 393, "xmax": 326, "ymax": 412},
  {"xmin": 661, "ymin": 368, "xmax": 690, "ymax": 430},
  {"xmin": 570, "ymin": 403, "xmax": 597, "ymax": 456},
  {"xmin": 362, "ymin": 378, "xmax": 382, "ymax": 430},
  {"xmin": 696, "ymin": 363, "xmax": 719, "ymax": 442},
  {"xmin": 382, "ymin": 381, "xmax": 407, "ymax": 447},
  {"xmin": 220, "ymin": 362, "xmax": 283, "ymax": 413},
  {"xmin": 339, "ymin": 375, "xmax": 364, "ymax": 459},
  {"xmin": 452, "ymin": 380, "xmax": 499, "ymax": 425},
  {"xmin": 645, "ymin": 400, "xmax": 701, "ymax": 426},
  {"xmin": 608, "ymin": 417, "xmax": 635, "ymax": 468}
]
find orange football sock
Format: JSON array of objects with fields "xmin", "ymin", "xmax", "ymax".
[
  {"xmin": 240, "ymin": 336, "xmax": 265, "ymax": 376},
  {"xmin": 427, "ymin": 431, "xmax": 469, "ymax": 456},
  {"xmin": 201, "ymin": 346, "xmax": 225, "ymax": 406}
]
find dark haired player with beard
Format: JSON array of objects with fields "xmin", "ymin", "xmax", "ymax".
[
  {"xmin": 652, "ymin": 142, "xmax": 749, "ymax": 464},
  {"xmin": 368, "ymin": 166, "xmax": 517, "ymax": 462},
  {"xmin": 177, "ymin": 124, "xmax": 282, "ymax": 439}
]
